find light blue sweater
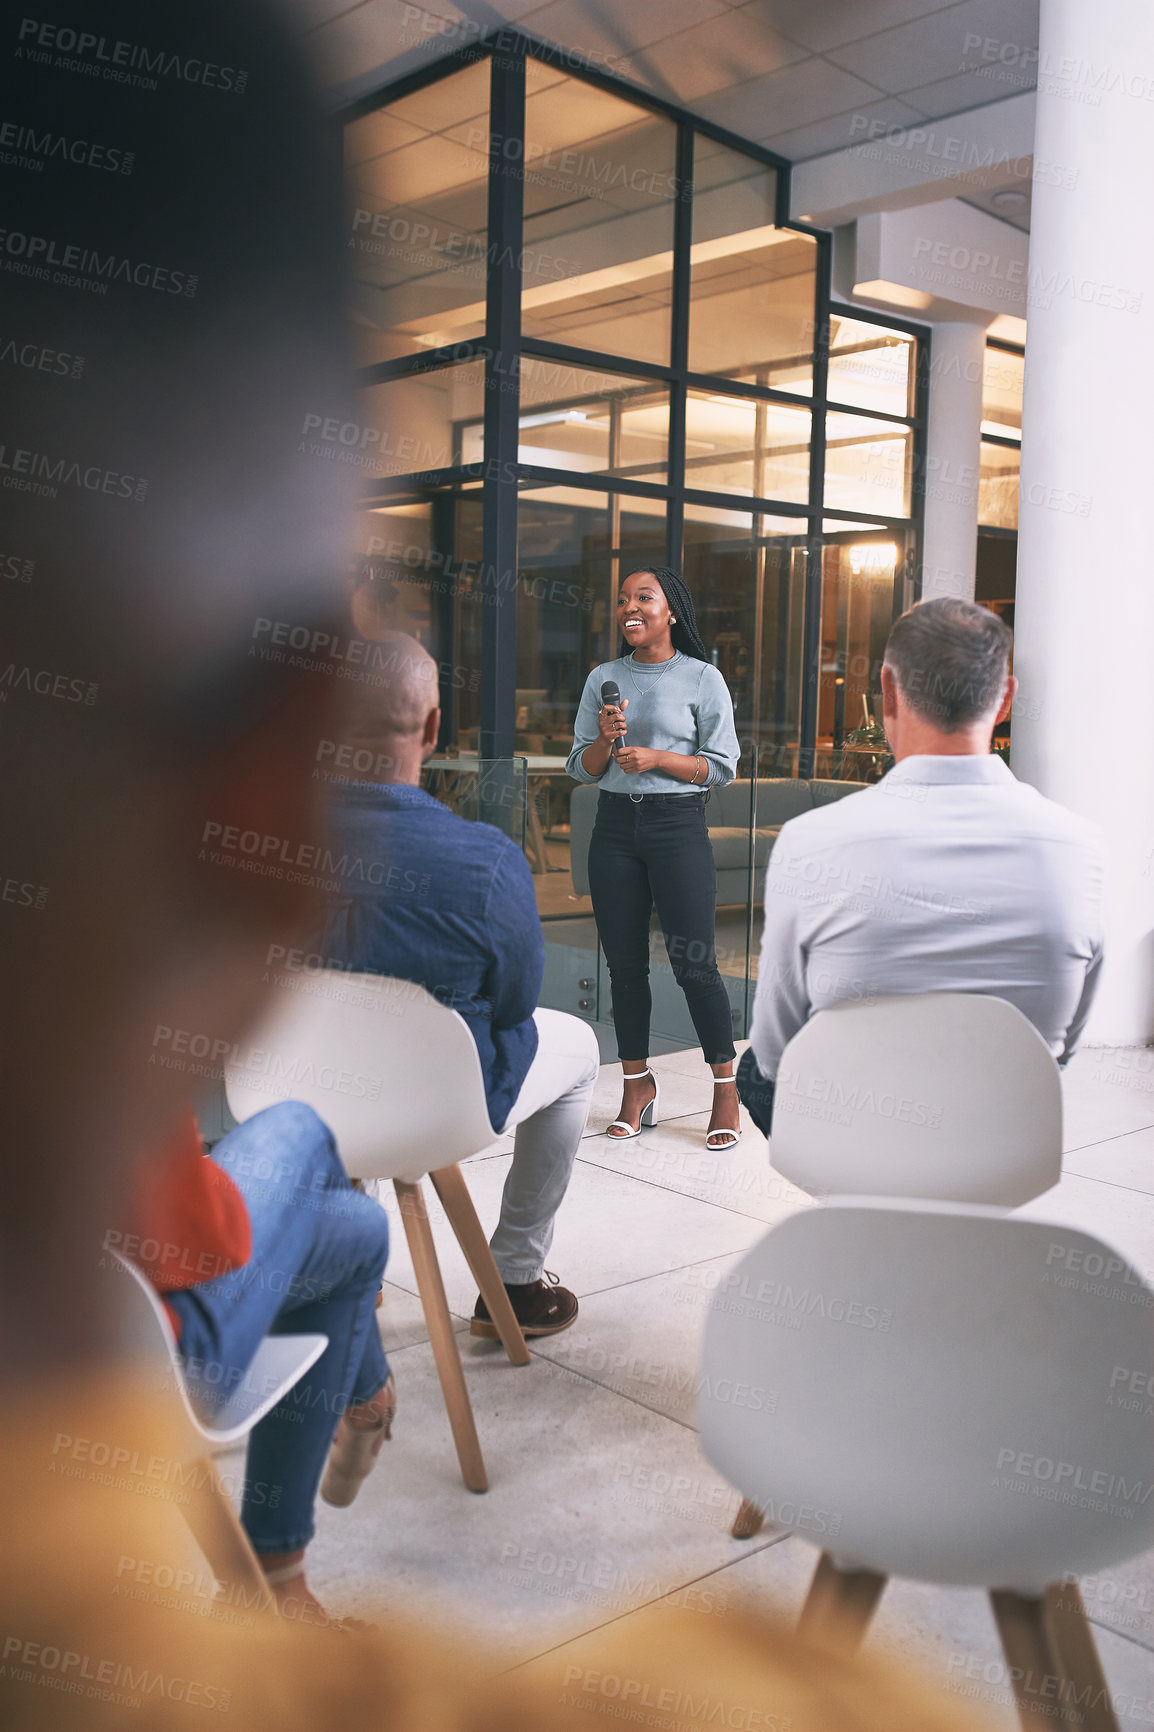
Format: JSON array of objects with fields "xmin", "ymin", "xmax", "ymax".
[{"xmin": 566, "ymin": 653, "xmax": 740, "ymax": 794}]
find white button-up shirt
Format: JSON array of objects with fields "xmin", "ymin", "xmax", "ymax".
[{"xmin": 749, "ymin": 754, "xmax": 1105, "ymax": 1079}]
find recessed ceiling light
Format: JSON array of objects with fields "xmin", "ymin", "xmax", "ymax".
[
  {"xmin": 992, "ymin": 188, "xmax": 1030, "ymax": 212},
  {"xmin": 518, "ymin": 410, "xmax": 590, "ymax": 429}
]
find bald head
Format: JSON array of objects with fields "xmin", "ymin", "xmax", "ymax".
[{"xmin": 338, "ymin": 633, "xmax": 441, "ymax": 784}]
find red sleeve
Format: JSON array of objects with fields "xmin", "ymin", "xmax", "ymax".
[{"xmin": 134, "ymin": 1106, "xmax": 252, "ymax": 1296}]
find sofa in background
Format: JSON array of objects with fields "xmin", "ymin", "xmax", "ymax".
[{"xmin": 568, "ymin": 777, "xmax": 870, "ymax": 905}]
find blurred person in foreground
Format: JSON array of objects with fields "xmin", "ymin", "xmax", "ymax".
[
  {"xmin": 318, "ymin": 634, "xmax": 598, "ymax": 1341},
  {"xmin": 739, "ymin": 598, "xmax": 1105, "ymax": 1133},
  {"xmin": 0, "ymin": 0, "xmax": 998, "ymax": 1726}
]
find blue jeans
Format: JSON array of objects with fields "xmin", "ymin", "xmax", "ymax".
[{"xmin": 167, "ymin": 1102, "xmax": 390, "ymax": 1554}]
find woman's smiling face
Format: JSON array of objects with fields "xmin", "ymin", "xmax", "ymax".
[{"xmin": 617, "ymin": 571, "xmax": 673, "ymax": 656}]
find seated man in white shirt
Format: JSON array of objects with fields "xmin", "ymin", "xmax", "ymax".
[{"xmin": 739, "ymin": 597, "xmax": 1105, "ymax": 1133}]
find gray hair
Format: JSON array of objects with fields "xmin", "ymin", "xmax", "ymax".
[{"xmin": 884, "ymin": 598, "xmax": 1013, "ymax": 731}]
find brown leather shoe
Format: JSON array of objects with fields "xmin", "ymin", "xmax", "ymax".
[{"xmin": 470, "ymin": 1271, "xmax": 578, "ymax": 1339}]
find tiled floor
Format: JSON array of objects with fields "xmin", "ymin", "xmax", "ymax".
[{"xmin": 218, "ymin": 1042, "xmax": 1154, "ymax": 1728}]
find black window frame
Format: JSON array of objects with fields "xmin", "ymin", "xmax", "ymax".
[{"xmin": 341, "ymin": 28, "xmax": 929, "ymax": 765}]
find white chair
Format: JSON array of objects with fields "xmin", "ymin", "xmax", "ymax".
[
  {"xmin": 700, "ymin": 1202, "xmax": 1154, "ymax": 1730},
  {"xmin": 112, "ymin": 1254, "xmax": 327, "ymax": 1607},
  {"xmin": 225, "ymin": 971, "xmax": 530, "ymax": 1495},
  {"xmin": 769, "ymin": 992, "xmax": 1062, "ymax": 1208}
]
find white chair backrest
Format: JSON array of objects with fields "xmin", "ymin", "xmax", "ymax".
[
  {"xmin": 770, "ymin": 993, "xmax": 1061, "ymax": 1207},
  {"xmin": 114, "ymin": 1255, "xmax": 328, "ymax": 1446},
  {"xmin": 225, "ymin": 971, "xmax": 496, "ymax": 1182},
  {"xmin": 699, "ymin": 1202, "xmax": 1154, "ymax": 1591}
]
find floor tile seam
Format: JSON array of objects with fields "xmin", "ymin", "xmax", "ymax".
[
  {"xmin": 383, "ymin": 1323, "xmax": 471, "ymax": 1356},
  {"xmin": 1062, "ymin": 1119, "xmax": 1154, "ymax": 1156},
  {"xmin": 381, "ymin": 1244, "xmax": 755, "ymax": 1314},
  {"xmin": 575, "ymin": 1247, "xmax": 765, "ymax": 1298},
  {"xmin": 524, "ymin": 1362, "xmax": 702, "ymax": 1431},
  {"xmin": 381, "ymin": 1327, "xmax": 663, "ymax": 1370},
  {"xmin": 575, "ymin": 1140, "xmax": 1154, "ymax": 1211},
  {"xmin": 1057, "ymin": 1165, "xmax": 1154, "ymax": 1199},
  {"xmin": 498, "ymin": 1538, "xmax": 792, "ymax": 1679},
  {"xmin": 519, "ymin": 1349, "xmax": 702, "ymax": 1432},
  {"xmin": 570, "ymin": 1153, "xmax": 784, "ymax": 1224},
  {"xmin": 378, "ymin": 1276, "xmax": 470, "ymax": 1321}
]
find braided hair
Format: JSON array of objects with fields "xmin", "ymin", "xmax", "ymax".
[{"xmin": 619, "ymin": 566, "xmax": 710, "ymax": 663}]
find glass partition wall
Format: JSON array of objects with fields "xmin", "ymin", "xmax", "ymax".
[
  {"xmin": 976, "ymin": 335, "xmax": 1023, "ymax": 763},
  {"xmin": 343, "ymin": 35, "xmax": 927, "ymax": 1046}
]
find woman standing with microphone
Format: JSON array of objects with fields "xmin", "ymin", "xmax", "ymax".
[{"xmin": 567, "ymin": 567, "xmax": 742, "ymax": 1148}]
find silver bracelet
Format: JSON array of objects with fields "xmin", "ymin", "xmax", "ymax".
[{"xmin": 691, "ymin": 755, "xmax": 706, "ymax": 785}]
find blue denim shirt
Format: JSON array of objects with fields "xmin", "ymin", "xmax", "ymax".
[{"xmin": 318, "ymin": 782, "xmax": 542, "ymax": 1132}]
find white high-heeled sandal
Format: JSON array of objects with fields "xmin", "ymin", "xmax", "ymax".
[
  {"xmin": 705, "ymin": 1076, "xmax": 742, "ymax": 1150},
  {"xmin": 606, "ymin": 1068, "xmax": 660, "ymax": 1139}
]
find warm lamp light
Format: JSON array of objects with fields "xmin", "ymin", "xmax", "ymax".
[{"xmin": 848, "ymin": 541, "xmax": 898, "ymax": 576}]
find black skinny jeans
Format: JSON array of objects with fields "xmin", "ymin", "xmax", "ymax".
[{"xmin": 588, "ymin": 790, "xmax": 737, "ymax": 1065}]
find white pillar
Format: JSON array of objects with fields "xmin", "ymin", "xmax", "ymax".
[
  {"xmin": 1012, "ymin": 0, "xmax": 1154, "ymax": 1044},
  {"xmin": 919, "ymin": 321, "xmax": 987, "ymax": 602}
]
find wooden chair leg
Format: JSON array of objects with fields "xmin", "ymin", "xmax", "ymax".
[
  {"xmin": 798, "ymin": 1552, "xmax": 886, "ymax": 1655},
  {"xmin": 731, "ymin": 1496, "xmax": 765, "ymax": 1539},
  {"xmin": 991, "ymin": 1589, "xmax": 1074, "ymax": 1730},
  {"xmin": 429, "ymin": 1163, "xmax": 530, "ymax": 1367},
  {"xmin": 394, "ymin": 1178, "xmax": 488, "ymax": 1493},
  {"xmin": 181, "ymin": 1455, "xmax": 274, "ymax": 1613},
  {"xmin": 1043, "ymin": 1582, "xmax": 1121, "ymax": 1732}
]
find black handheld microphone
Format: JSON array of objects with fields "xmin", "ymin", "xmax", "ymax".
[{"xmin": 600, "ymin": 680, "xmax": 624, "ymax": 753}]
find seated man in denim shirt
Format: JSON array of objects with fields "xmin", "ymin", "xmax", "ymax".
[{"xmin": 318, "ymin": 634, "xmax": 598, "ymax": 1337}]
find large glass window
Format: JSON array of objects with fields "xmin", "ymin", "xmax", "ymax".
[
  {"xmin": 824, "ymin": 412, "xmax": 912, "ymax": 516},
  {"xmin": 682, "ymin": 508, "xmax": 807, "ymax": 776},
  {"xmin": 354, "ymin": 487, "xmax": 485, "ymax": 746},
  {"xmin": 979, "ymin": 443, "xmax": 1021, "ymax": 531},
  {"xmin": 979, "ymin": 340, "xmax": 1023, "ymax": 532},
  {"xmin": 684, "ymin": 392, "xmax": 809, "ymax": 503},
  {"xmin": 982, "ymin": 344, "xmax": 1024, "ymax": 439},
  {"xmin": 460, "ymin": 358, "xmax": 670, "ymax": 480},
  {"xmin": 513, "ymin": 480, "xmax": 666, "ymax": 770},
  {"xmin": 817, "ymin": 536, "xmax": 904, "ymax": 782},
  {"xmin": 827, "ymin": 314, "xmax": 915, "ymax": 417},
  {"xmin": 977, "ymin": 337, "xmax": 1022, "ymax": 745},
  {"xmin": 345, "ymin": 61, "xmax": 490, "ymax": 364},
  {"xmin": 689, "ymin": 141, "xmax": 817, "ymax": 391},
  {"xmin": 358, "ymin": 359, "xmax": 484, "ymax": 480},
  {"xmin": 521, "ymin": 63, "xmax": 677, "ymax": 366}
]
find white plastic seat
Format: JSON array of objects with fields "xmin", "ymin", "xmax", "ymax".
[
  {"xmin": 700, "ymin": 1202, "xmax": 1154, "ymax": 1727},
  {"xmin": 112, "ymin": 1254, "xmax": 327, "ymax": 1606},
  {"xmin": 117, "ymin": 1254, "xmax": 327, "ymax": 1444},
  {"xmin": 226, "ymin": 971, "xmax": 531, "ymax": 1494},
  {"xmin": 769, "ymin": 993, "xmax": 1062, "ymax": 1207}
]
